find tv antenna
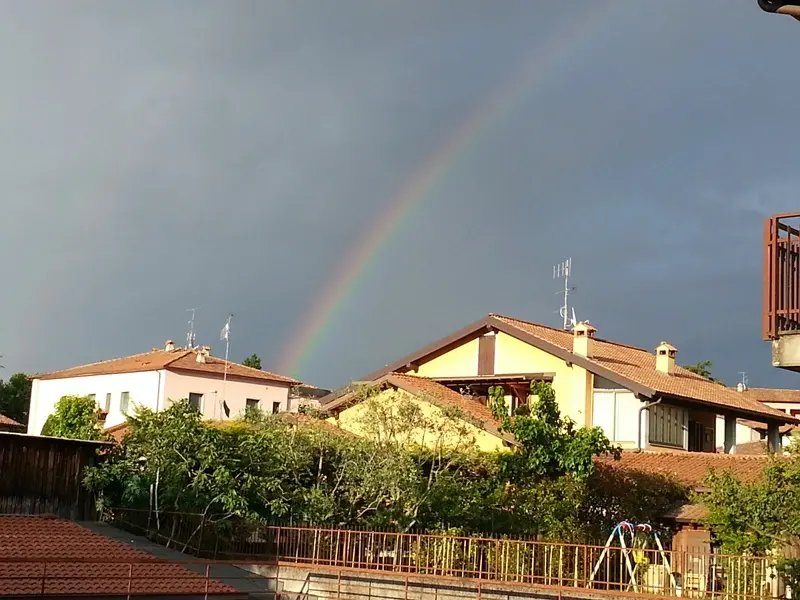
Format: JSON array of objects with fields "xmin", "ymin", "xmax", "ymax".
[
  {"xmin": 553, "ymin": 258, "xmax": 577, "ymax": 330},
  {"xmin": 739, "ymin": 371, "xmax": 748, "ymax": 390},
  {"xmin": 186, "ymin": 307, "xmax": 200, "ymax": 349}
]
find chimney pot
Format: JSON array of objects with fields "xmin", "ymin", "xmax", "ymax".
[
  {"xmin": 655, "ymin": 341, "xmax": 677, "ymax": 375},
  {"xmin": 165, "ymin": 340, "xmax": 175, "ymax": 352},
  {"xmin": 196, "ymin": 349, "xmax": 207, "ymax": 363},
  {"xmin": 572, "ymin": 321, "xmax": 597, "ymax": 358},
  {"xmin": 737, "ymin": 382, "xmax": 745, "ymax": 392}
]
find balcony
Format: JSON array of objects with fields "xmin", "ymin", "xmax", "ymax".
[{"xmin": 763, "ymin": 213, "xmax": 800, "ymax": 370}]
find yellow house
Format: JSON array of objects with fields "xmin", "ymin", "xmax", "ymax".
[
  {"xmin": 324, "ymin": 373, "xmax": 517, "ymax": 452},
  {"xmin": 321, "ymin": 314, "xmax": 797, "ymax": 453}
]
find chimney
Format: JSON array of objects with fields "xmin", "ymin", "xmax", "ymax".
[
  {"xmin": 165, "ymin": 340, "xmax": 175, "ymax": 352},
  {"xmin": 572, "ymin": 321, "xmax": 597, "ymax": 358},
  {"xmin": 737, "ymin": 382, "xmax": 746, "ymax": 392},
  {"xmin": 655, "ymin": 342, "xmax": 677, "ymax": 375},
  {"xmin": 196, "ymin": 346, "xmax": 210, "ymax": 363}
]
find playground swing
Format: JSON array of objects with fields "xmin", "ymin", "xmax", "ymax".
[{"xmin": 588, "ymin": 522, "xmax": 678, "ymax": 594}]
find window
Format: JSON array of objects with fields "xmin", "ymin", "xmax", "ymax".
[
  {"xmin": 649, "ymin": 403, "xmax": 686, "ymax": 448},
  {"xmin": 188, "ymin": 393, "xmax": 203, "ymax": 412},
  {"xmin": 105, "ymin": 393, "xmax": 112, "ymax": 412},
  {"xmin": 120, "ymin": 392, "xmax": 130, "ymax": 414},
  {"xmin": 272, "ymin": 401, "xmax": 281, "ymax": 415},
  {"xmin": 791, "ymin": 409, "xmax": 800, "ymax": 417},
  {"xmin": 592, "ymin": 390, "xmax": 639, "ymax": 443},
  {"xmin": 246, "ymin": 398, "xmax": 260, "ymax": 409}
]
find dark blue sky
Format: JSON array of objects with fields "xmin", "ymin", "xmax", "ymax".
[{"xmin": 1, "ymin": 1, "xmax": 799, "ymax": 390}]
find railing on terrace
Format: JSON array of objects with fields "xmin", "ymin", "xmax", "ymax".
[
  {"xmin": 108, "ymin": 508, "xmax": 781, "ymax": 600},
  {"xmin": 763, "ymin": 212, "xmax": 800, "ymax": 339}
]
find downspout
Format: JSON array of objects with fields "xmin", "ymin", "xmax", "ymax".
[
  {"xmin": 155, "ymin": 370, "xmax": 162, "ymax": 412},
  {"xmin": 637, "ymin": 397, "xmax": 662, "ymax": 450}
]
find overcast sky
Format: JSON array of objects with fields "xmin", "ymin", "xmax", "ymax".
[{"xmin": 1, "ymin": 1, "xmax": 799, "ymax": 390}]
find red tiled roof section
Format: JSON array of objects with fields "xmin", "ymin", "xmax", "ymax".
[
  {"xmin": 739, "ymin": 387, "xmax": 800, "ymax": 404},
  {"xmin": 35, "ymin": 348, "xmax": 298, "ymax": 385},
  {"xmin": 280, "ymin": 412, "xmax": 356, "ymax": 438},
  {"xmin": 104, "ymin": 422, "xmax": 130, "ymax": 443},
  {"xmin": 386, "ymin": 373, "xmax": 512, "ymax": 440},
  {"xmin": 492, "ymin": 315, "xmax": 794, "ymax": 423},
  {"xmin": 0, "ymin": 516, "xmax": 238, "ymax": 597},
  {"xmin": 595, "ymin": 450, "xmax": 773, "ymax": 489},
  {"xmin": 0, "ymin": 413, "xmax": 22, "ymax": 427},
  {"xmin": 166, "ymin": 352, "xmax": 299, "ymax": 385},
  {"xmin": 734, "ymin": 440, "xmax": 769, "ymax": 456}
]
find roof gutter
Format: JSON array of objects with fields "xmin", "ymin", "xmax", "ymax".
[{"xmin": 637, "ymin": 397, "xmax": 662, "ymax": 450}]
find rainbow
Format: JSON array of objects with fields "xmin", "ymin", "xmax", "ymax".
[{"xmin": 279, "ymin": 3, "xmax": 621, "ymax": 379}]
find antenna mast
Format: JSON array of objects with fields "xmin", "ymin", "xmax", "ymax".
[
  {"xmin": 186, "ymin": 307, "xmax": 200, "ymax": 349},
  {"xmin": 739, "ymin": 371, "xmax": 748, "ymax": 389},
  {"xmin": 553, "ymin": 258, "xmax": 577, "ymax": 330}
]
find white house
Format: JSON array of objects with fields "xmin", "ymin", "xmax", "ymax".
[
  {"xmin": 27, "ymin": 341, "xmax": 300, "ymax": 435},
  {"xmin": 714, "ymin": 387, "xmax": 800, "ymax": 452}
]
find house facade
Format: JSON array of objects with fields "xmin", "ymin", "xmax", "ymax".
[
  {"xmin": 28, "ymin": 341, "xmax": 300, "ymax": 435},
  {"xmin": 322, "ymin": 314, "xmax": 797, "ymax": 452}
]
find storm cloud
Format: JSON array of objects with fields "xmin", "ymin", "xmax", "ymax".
[{"xmin": 0, "ymin": 1, "xmax": 798, "ymax": 390}]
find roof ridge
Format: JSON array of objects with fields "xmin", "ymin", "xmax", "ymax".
[
  {"xmin": 489, "ymin": 314, "xmax": 650, "ymax": 352},
  {"xmin": 619, "ymin": 450, "xmax": 773, "ymax": 461},
  {"xmin": 742, "ymin": 387, "xmax": 800, "ymax": 392},
  {"xmin": 36, "ymin": 349, "xmax": 180, "ymax": 378}
]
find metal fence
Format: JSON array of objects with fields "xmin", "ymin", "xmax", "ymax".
[
  {"xmin": 763, "ymin": 212, "xmax": 800, "ymax": 339},
  {"xmin": 108, "ymin": 508, "xmax": 779, "ymax": 600}
]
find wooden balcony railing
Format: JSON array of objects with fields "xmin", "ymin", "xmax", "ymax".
[{"xmin": 763, "ymin": 213, "xmax": 800, "ymax": 340}]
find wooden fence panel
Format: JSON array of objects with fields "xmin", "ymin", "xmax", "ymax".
[{"xmin": 0, "ymin": 432, "xmax": 109, "ymax": 520}]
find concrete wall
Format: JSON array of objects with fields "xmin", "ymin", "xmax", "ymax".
[
  {"xmin": 163, "ymin": 371, "xmax": 291, "ymax": 421},
  {"xmin": 28, "ymin": 371, "xmax": 165, "ymax": 434},
  {"xmin": 414, "ymin": 338, "xmax": 480, "ymax": 377},
  {"xmin": 494, "ymin": 332, "xmax": 592, "ymax": 427},
  {"xmin": 242, "ymin": 564, "xmax": 644, "ymax": 600}
]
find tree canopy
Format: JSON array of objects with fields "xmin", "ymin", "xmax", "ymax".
[
  {"xmin": 86, "ymin": 384, "xmax": 685, "ymax": 541},
  {"xmin": 0, "ymin": 373, "xmax": 31, "ymax": 424},
  {"xmin": 700, "ymin": 438, "xmax": 800, "ymax": 587},
  {"xmin": 42, "ymin": 395, "xmax": 107, "ymax": 441},
  {"xmin": 242, "ymin": 354, "xmax": 262, "ymax": 370},
  {"xmin": 683, "ymin": 360, "xmax": 723, "ymax": 384}
]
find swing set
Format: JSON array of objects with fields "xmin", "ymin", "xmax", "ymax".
[{"xmin": 588, "ymin": 522, "xmax": 678, "ymax": 594}]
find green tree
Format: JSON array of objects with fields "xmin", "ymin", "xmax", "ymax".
[
  {"xmin": 0, "ymin": 373, "xmax": 32, "ymax": 424},
  {"xmin": 242, "ymin": 353, "xmax": 262, "ymax": 370},
  {"xmin": 499, "ymin": 381, "xmax": 621, "ymax": 480},
  {"xmin": 44, "ymin": 395, "xmax": 106, "ymax": 440},
  {"xmin": 700, "ymin": 438, "xmax": 800, "ymax": 588},
  {"xmin": 684, "ymin": 360, "xmax": 723, "ymax": 384}
]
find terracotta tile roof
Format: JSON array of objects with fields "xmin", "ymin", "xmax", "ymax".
[
  {"xmin": 734, "ymin": 440, "xmax": 770, "ymax": 456},
  {"xmin": 280, "ymin": 412, "xmax": 356, "ymax": 438},
  {"xmin": 595, "ymin": 450, "xmax": 773, "ymax": 489},
  {"xmin": 104, "ymin": 422, "xmax": 130, "ymax": 443},
  {"xmin": 0, "ymin": 413, "xmax": 22, "ymax": 427},
  {"xmin": 738, "ymin": 387, "xmax": 800, "ymax": 404},
  {"xmin": 492, "ymin": 315, "xmax": 795, "ymax": 423},
  {"xmin": 35, "ymin": 348, "xmax": 299, "ymax": 385},
  {"xmin": 666, "ymin": 503, "xmax": 709, "ymax": 523},
  {"xmin": 738, "ymin": 418, "xmax": 797, "ymax": 435},
  {"xmin": 0, "ymin": 516, "xmax": 238, "ymax": 597}
]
